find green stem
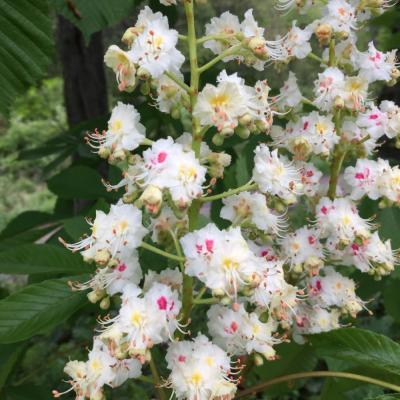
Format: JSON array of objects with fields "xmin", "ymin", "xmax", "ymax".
[
  {"xmin": 140, "ymin": 242, "xmax": 185, "ymax": 262},
  {"xmin": 181, "ymin": 0, "xmax": 200, "ymax": 329},
  {"xmin": 193, "ymin": 297, "xmax": 219, "ymax": 305},
  {"xmin": 328, "ymin": 38, "xmax": 336, "ymax": 67},
  {"xmin": 194, "ymin": 286, "xmax": 207, "ymax": 301},
  {"xmin": 165, "ymin": 71, "xmax": 191, "ymax": 93},
  {"xmin": 307, "ymin": 52, "xmax": 325, "ymax": 65},
  {"xmin": 178, "ymin": 34, "xmax": 188, "ymax": 41},
  {"xmin": 301, "ymin": 97, "xmax": 317, "ymax": 108},
  {"xmin": 169, "ymin": 230, "xmax": 184, "ymax": 271},
  {"xmin": 149, "ymin": 353, "xmax": 167, "ymax": 400},
  {"xmin": 198, "ymin": 44, "xmax": 242, "ymax": 74},
  {"xmin": 235, "ymin": 371, "xmax": 400, "ymax": 398},
  {"xmin": 327, "ymin": 110, "xmax": 346, "ymax": 200},
  {"xmin": 199, "ymin": 182, "xmax": 257, "ymax": 203},
  {"xmin": 197, "ymin": 33, "xmax": 235, "ymax": 44},
  {"xmin": 138, "ymin": 375, "xmax": 155, "ymax": 384}
]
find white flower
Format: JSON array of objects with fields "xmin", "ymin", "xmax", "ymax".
[
  {"xmin": 87, "ymin": 102, "xmax": 146, "ymax": 159},
  {"xmin": 284, "ymin": 21, "xmax": 312, "ymax": 60},
  {"xmin": 166, "ymin": 335, "xmax": 237, "ymax": 400},
  {"xmin": 344, "ymin": 158, "xmax": 389, "ymax": 200},
  {"xmin": 316, "ymin": 197, "xmax": 372, "ymax": 249},
  {"xmin": 136, "ymin": 137, "xmax": 207, "ymax": 207},
  {"xmin": 220, "ymin": 191, "xmax": 287, "ymax": 235},
  {"xmin": 356, "ymin": 42, "xmax": 396, "ymax": 83},
  {"xmin": 313, "ymin": 67, "xmax": 345, "ymax": 111},
  {"xmin": 379, "ymin": 164, "xmax": 400, "ymax": 204},
  {"xmin": 322, "ymin": 0, "xmax": 357, "ymax": 34},
  {"xmin": 343, "ymin": 76, "xmax": 369, "ymax": 111},
  {"xmin": 103, "ymin": 282, "xmax": 182, "ymax": 354},
  {"xmin": 342, "ymin": 119, "xmax": 377, "ymax": 154},
  {"xmin": 204, "ymin": 12, "xmax": 241, "ymax": 57},
  {"xmin": 308, "ymin": 266, "xmax": 363, "ymax": 316},
  {"xmin": 193, "ymin": 74, "xmax": 248, "ymax": 132},
  {"xmin": 296, "ymin": 161, "xmax": 323, "ymax": 197},
  {"xmin": 153, "ymin": 73, "xmax": 186, "ymax": 113},
  {"xmin": 181, "ymin": 224, "xmax": 264, "ymax": 296},
  {"xmin": 294, "ymin": 305, "xmax": 340, "ymax": 336},
  {"xmin": 129, "ymin": 7, "xmax": 184, "ymax": 78},
  {"xmin": 280, "ymin": 226, "xmax": 324, "ymax": 271},
  {"xmin": 207, "ymin": 304, "xmax": 280, "ymax": 359},
  {"xmin": 104, "ymin": 45, "xmax": 136, "ymax": 92},
  {"xmin": 62, "ymin": 202, "xmax": 148, "ymax": 263},
  {"xmin": 252, "ymin": 144, "xmax": 302, "ymax": 202},
  {"xmin": 345, "ymin": 232, "xmax": 397, "ymax": 275},
  {"xmin": 276, "ymin": 71, "xmax": 303, "ymax": 109}
]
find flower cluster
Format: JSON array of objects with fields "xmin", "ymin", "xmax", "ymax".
[{"xmin": 56, "ymin": 0, "xmax": 400, "ymax": 399}]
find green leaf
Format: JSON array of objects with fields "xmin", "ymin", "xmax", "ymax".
[
  {"xmin": 53, "ymin": 0, "xmax": 141, "ymax": 43},
  {"xmin": 384, "ymin": 279, "xmax": 400, "ymax": 322},
  {"xmin": 367, "ymin": 395, "xmax": 400, "ymax": 400},
  {"xmin": 0, "ymin": 0, "xmax": 53, "ymax": 115},
  {"xmin": 0, "ymin": 276, "xmax": 88, "ymax": 344},
  {"xmin": 0, "ymin": 343, "xmax": 28, "ymax": 391},
  {"xmin": 251, "ymin": 342, "xmax": 317, "ymax": 396},
  {"xmin": 47, "ymin": 165, "xmax": 119, "ymax": 201},
  {"xmin": 0, "ymin": 244, "xmax": 91, "ymax": 275},
  {"xmin": 310, "ymin": 328, "xmax": 400, "ymax": 376}
]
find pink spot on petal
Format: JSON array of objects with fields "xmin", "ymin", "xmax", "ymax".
[
  {"xmin": 118, "ymin": 263, "xmax": 127, "ymax": 272},
  {"xmin": 321, "ymin": 206, "xmax": 328, "ymax": 215},
  {"xmin": 157, "ymin": 152, "xmax": 167, "ymax": 163},
  {"xmin": 205, "ymin": 239, "xmax": 214, "ymax": 253},
  {"xmin": 230, "ymin": 321, "xmax": 238, "ymax": 333},
  {"xmin": 157, "ymin": 296, "xmax": 168, "ymax": 310},
  {"xmin": 178, "ymin": 355, "xmax": 186, "ymax": 362}
]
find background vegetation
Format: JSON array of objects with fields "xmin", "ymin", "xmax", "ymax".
[{"xmin": 0, "ymin": 1, "xmax": 399, "ymax": 399}]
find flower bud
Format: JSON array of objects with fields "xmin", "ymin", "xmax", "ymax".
[
  {"xmin": 239, "ymin": 113, "xmax": 253, "ymax": 127},
  {"xmin": 315, "ymin": 23, "xmax": 332, "ymax": 45},
  {"xmin": 334, "ymin": 96, "xmax": 345, "ymax": 110},
  {"xmin": 139, "ymin": 185, "xmax": 163, "ymax": 215},
  {"xmin": 90, "ymin": 390, "xmax": 106, "ymax": 400},
  {"xmin": 253, "ymin": 353, "xmax": 264, "ymax": 366},
  {"xmin": 121, "ymin": 27, "xmax": 137, "ymax": 47},
  {"xmin": 291, "ymin": 137, "xmax": 312, "ymax": 160},
  {"xmin": 98, "ymin": 146, "xmax": 111, "ymax": 160},
  {"xmin": 100, "ymin": 296, "xmax": 110, "ymax": 310},
  {"xmin": 212, "ymin": 133, "xmax": 225, "ymax": 146},
  {"xmin": 220, "ymin": 127, "xmax": 235, "ymax": 137},
  {"xmin": 137, "ymin": 67, "xmax": 150, "ymax": 80},
  {"xmin": 247, "ymin": 37, "xmax": 268, "ymax": 60},
  {"xmin": 87, "ymin": 289, "xmax": 105, "ymax": 304},
  {"xmin": 236, "ymin": 125, "xmax": 251, "ymax": 139}
]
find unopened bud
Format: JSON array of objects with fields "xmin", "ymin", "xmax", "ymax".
[
  {"xmin": 137, "ymin": 67, "xmax": 150, "ymax": 80},
  {"xmin": 247, "ymin": 37, "xmax": 268, "ymax": 60},
  {"xmin": 315, "ymin": 23, "xmax": 332, "ymax": 45},
  {"xmin": 100, "ymin": 296, "xmax": 110, "ymax": 310},
  {"xmin": 212, "ymin": 133, "xmax": 225, "ymax": 146},
  {"xmin": 98, "ymin": 146, "xmax": 110, "ymax": 160},
  {"xmin": 220, "ymin": 127, "xmax": 235, "ymax": 137},
  {"xmin": 139, "ymin": 185, "xmax": 163, "ymax": 215},
  {"xmin": 291, "ymin": 137, "xmax": 312, "ymax": 160},
  {"xmin": 236, "ymin": 125, "xmax": 251, "ymax": 139},
  {"xmin": 253, "ymin": 353, "xmax": 264, "ymax": 366},
  {"xmin": 239, "ymin": 113, "xmax": 253, "ymax": 127},
  {"xmin": 121, "ymin": 27, "xmax": 141, "ymax": 47},
  {"xmin": 334, "ymin": 96, "xmax": 345, "ymax": 109}
]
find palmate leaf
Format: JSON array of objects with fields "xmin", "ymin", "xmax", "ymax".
[
  {"xmin": 0, "ymin": 244, "xmax": 92, "ymax": 275},
  {"xmin": 310, "ymin": 328, "xmax": 400, "ymax": 376},
  {"xmin": 0, "ymin": 276, "xmax": 89, "ymax": 344},
  {"xmin": 0, "ymin": 0, "xmax": 53, "ymax": 115},
  {"xmin": 53, "ymin": 0, "xmax": 141, "ymax": 43}
]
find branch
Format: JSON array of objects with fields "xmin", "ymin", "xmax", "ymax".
[
  {"xmin": 164, "ymin": 71, "xmax": 191, "ymax": 93},
  {"xmin": 198, "ymin": 44, "xmax": 243, "ymax": 74},
  {"xmin": 149, "ymin": 352, "xmax": 167, "ymax": 400},
  {"xmin": 199, "ymin": 182, "xmax": 257, "ymax": 203},
  {"xmin": 197, "ymin": 33, "xmax": 235, "ymax": 45},
  {"xmin": 235, "ymin": 371, "xmax": 400, "ymax": 398},
  {"xmin": 140, "ymin": 241, "xmax": 185, "ymax": 262}
]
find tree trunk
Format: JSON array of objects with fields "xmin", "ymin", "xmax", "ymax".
[
  {"xmin": 56, "ymin": 16, "xmax": 109, "ymax": 213},
  {"xmin": 56, "ymin": 15, "xmax": 108, "ymax": 126}
]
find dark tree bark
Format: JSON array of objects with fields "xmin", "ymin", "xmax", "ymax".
[
  {"xmin": 56, "ymin": 16, "xmax": 109, "ymax": 213},
  {"xmin": 56, "ymin": 15, "xmax": 108, "ymax": 126}
]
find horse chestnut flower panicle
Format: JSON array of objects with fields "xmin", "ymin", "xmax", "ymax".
[{"xmin": 55, "ymin": 0, "xmax": 400, "ymax": 398}]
